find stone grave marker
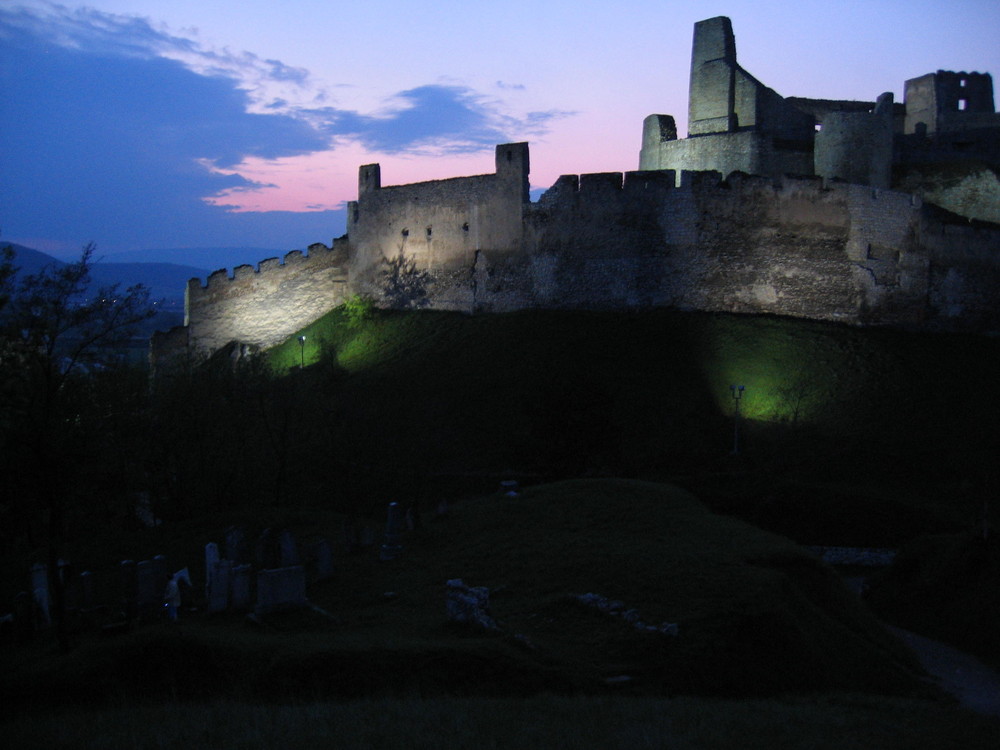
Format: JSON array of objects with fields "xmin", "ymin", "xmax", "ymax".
[
  {"xmin": 207, "ymin": 560, "xmax": 232, "ymax": 613},
  {"xmin": 230, "ymin": 564, "xmax": 253, "ymax": 611},
  {"xmin": 205, "ymin": 542, "xmax": 220, "ymax": 592},
  {"xmin": 255, "ymin": 566, "xmax": 307, "ymax": 615},
  {"xmin": 446, "ymin": 579, "xmax": 499, "ymax": 631}
]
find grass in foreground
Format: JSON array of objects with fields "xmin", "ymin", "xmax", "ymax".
[
  {"xmin": 3, "ymin": 694, "xmax": 998, "ymax": 750},
  {"xmin": 2, "ymin": 480, "xmax": 931, "ymax": 705}
]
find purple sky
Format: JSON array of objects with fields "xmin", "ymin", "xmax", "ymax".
[{"xmin": 2, "ymin": 0, "xmax": 998, "ymax": 266}]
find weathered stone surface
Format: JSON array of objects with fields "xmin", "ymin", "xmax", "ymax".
[{"xmin": 445, "ymin": 579, "xmax": 499, "ymax": 631}]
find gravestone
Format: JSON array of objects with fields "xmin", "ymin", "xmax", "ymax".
[
  {"xmin": 278, "ymin": 529, "xmax": 299, "ymax": 568},
  {"xmin": 445, "ymin": 579, "xmax": 499, "ymax": 631},
  {"xmin": 224, "ymin": 526, "xmax": 249, "ymax": 564},
  {"xmin": 230, "ymin": 564, "xmax": 253, "ymax": 611},
  {"xmin": 204, "ymin": 542, "xmax": 220, "ymax": 592},
  {"xmin": 207, "ymin": 560, "xmax": 232, "ymax": 613},
  {"xmin": 311, "ymin": 539, "xmax": 334, "ymax": 581},
  {"xmin": 120, "ymin": 560, "xmax": 138, "ymax": 621},
  {"xmin": 379, "ymin": 502, "xmax": 406, "ymax": 561},
  {"xmin": 30, "ymin": 563, "xmax": 50, "ymax": 627},
  {"xmin": 255, "ymin": 566, "xmax": 307, "ymax": 615}
]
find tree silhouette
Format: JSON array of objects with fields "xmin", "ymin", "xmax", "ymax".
[{"xmin": 0, "ymin": 242, "xmax": 154, "ymax": 652}]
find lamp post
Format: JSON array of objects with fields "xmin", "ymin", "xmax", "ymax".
[
  {"xmin": 730, "ymin": 384, "xmax": 745, "ymax": 455},
  {"xmin": 298, "ymin": 335, "xmax": 306, "ymax": 369}
]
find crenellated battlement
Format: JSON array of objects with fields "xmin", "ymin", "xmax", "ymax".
[
  {"xmin": 153, "ymin": 16, "xmax": 1000, "ymax": 364},
  {"xmin": 183, "ymin": 240, "xmax": 350, "ymax": 353}
]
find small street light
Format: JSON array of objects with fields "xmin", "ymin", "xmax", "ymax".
[
  {"xmin": 298, "ymin": 335, "xmax": 306, "ymax": 369},
  {"xmin": 730, "ymin": 384, "xmax": 745, "ymax": 455}
]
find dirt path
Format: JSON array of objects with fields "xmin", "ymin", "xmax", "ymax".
[{"xmin": 888, "ymin": 625, "xmax": 1000, "ymax": 717}]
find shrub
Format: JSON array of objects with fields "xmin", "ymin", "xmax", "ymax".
[{"xmin": 343, "ymin": 294, "xmax": 375, "ymax": 328}]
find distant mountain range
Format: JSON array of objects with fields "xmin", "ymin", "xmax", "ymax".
[
  {"xmin": 99, "ymin": 247, "xmax": 289, "ymax": 272},
  {"xmin": 4, "ymin": 243, "xmax": 211, "ymax": 308},
  {"xmin": 4, "ymin": 243, "xmax": 296, "ymax": 336}
]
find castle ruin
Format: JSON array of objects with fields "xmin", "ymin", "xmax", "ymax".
[{"xmin": 156, "ymin": 17, "xmax": 1000, "ymax": 360}]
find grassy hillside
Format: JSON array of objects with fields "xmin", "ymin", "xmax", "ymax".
[
  {"xmin": 4, "ymin": 309, "xmax": 1000, "ymax": 745},
  {"xmin": 267, "ymin": 307, "xmax": 997, "ymax": 545},
  {"xmin": 1, "ymin": 480, "xmax": 930, "ymax": 703}
]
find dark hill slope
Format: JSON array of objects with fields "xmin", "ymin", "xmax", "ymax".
[{"xmin": 263, "ymin": 308, "xmax": 998, "ymax": 547}]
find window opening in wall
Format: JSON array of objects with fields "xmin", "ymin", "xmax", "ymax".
[
  {"xmin": 506, "ymin": 150, "xmax": 512, "ymax": 162},
  {"xmin": 401, "ymin": 228, "xmax": 409, "ymax": 238},
  {"xmin": 426, "ymin": 226, "xmax": 432, "ymax": 239},
  {"xmin": 462, "ymin": 222, "xmax": 469, "ymax": 232},
  {"xmin": 960, "ymin": 78, "xmax": 967, "ymax": 88},
  {"xmin": 958, "ymin": 99, "xmax": 967, "ymax": 111},
  {"xmin": 814, "ymin": 123, "xmax": 822, "ymax": 132}
]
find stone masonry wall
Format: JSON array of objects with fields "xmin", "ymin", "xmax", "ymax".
[
  {"xmin": 346, "ymin": 143, "xmax": 529, "ymax": 311},
  {"xmin": 184, "ymin": 241, "xmax": 350, "ymax": 353},
  {"xmin": 165, "ymin": 157, "xmax": 999, "ymax": 361}
]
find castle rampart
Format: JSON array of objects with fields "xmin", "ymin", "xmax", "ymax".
[
  {"xmin": 152, "ymin": 17, "xmax": 999, "ymax": 364},
  {"xmin": 183, "ymin": 241, "xmax": 349, "ymax": 353}
]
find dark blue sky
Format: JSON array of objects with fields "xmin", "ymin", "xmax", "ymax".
[
  {"xmin": 2, "ymin": 0, "xmax": 997, "ymax": 267},
  {"xmin": 0, "ymin": 3, "xmax": 557, "ymax": 262}
]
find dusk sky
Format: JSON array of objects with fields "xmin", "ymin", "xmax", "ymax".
[{"xmin": 2, "ymin": 0, "xmax": 999, "ymax": 266}]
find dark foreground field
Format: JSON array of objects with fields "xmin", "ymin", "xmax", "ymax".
[{"xmin": 3, "ymin": 308, "xmax": 1000, "ymax": 747}]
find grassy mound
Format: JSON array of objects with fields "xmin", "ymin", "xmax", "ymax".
[
  {"xmin": 261, "ymin": 307, "xmax": 999, "ymax": 542},
  {"xmin": 311, "ymin": 478, "xmax": 927, "ymax": 697},
  {"xmin": 2, "ymin": 480, "xmax": 932, "ymax": 706}
]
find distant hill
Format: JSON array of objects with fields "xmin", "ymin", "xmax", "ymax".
[
  {"xmin": 100, "ymin": 246, "xmax": 288, "ymax": 272},
  {"xmin": 3, "ymin": 243, "xmax": 208, "ymax": 310}
]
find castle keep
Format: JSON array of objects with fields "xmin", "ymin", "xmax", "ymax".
[{"xmin": 160, "ymin": 17, "xmax": 1000, "ymax": 358}]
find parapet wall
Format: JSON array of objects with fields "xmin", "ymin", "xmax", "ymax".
[
  {"xmin": 164, "ymin": 154, "xmax": 999, "ymax": 363},
  {"xmin": 449, "ymin": 170, "xmax": 943, "ymax": 327},
  {"xmin": 184, "ymin": 241, "xmax": 350, "ymax": 353},
  {"xmin": 346, "ymin": 143, "xmax": 529, "ymax": 311}
]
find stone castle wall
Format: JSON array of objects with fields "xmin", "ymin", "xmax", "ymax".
[
  {"xmin": 343, "ymin": 160, "xmax": 999, "ymax": 330},
  {"xmin": 160, "ymin": 152, "xmax": 1000, "ymax": 361},
  {"xmin": 152, "ymin": 16, "xmax": 1000, "ymax": 363},
  {"xmin": 183, "ymin": 242, "xmax": 350, "ymax": 353}
]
